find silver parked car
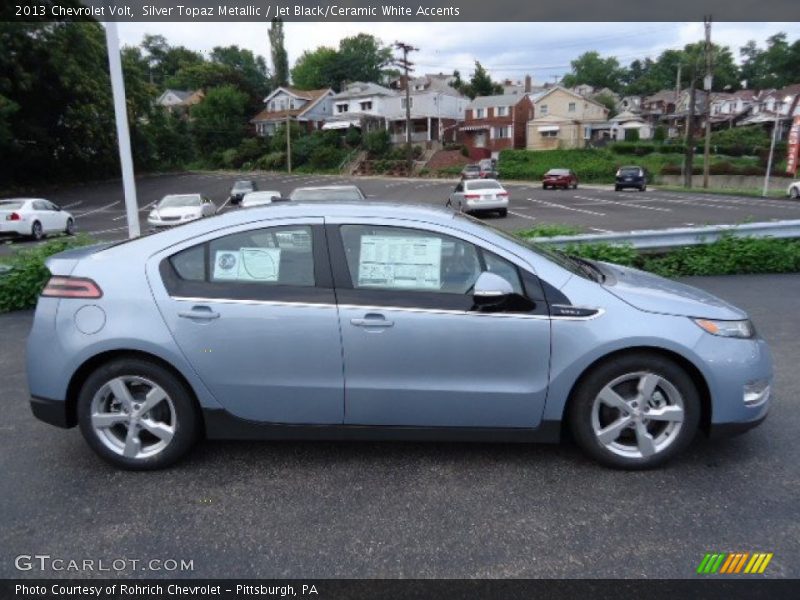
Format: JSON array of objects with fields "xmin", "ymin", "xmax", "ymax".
[
  {"xmin": 147, "ymin": 194, "xmax": 216, "ymax": 229},
  {"xmin": 27, "ymin": 202, "xmax": 772, "ymax": 470},
  {"xmin": 448, "ymin": 179, "xmax": 509, "ymax": 217},
  {"xmin": 288, "ymin": 185, "xmax": 366, "ymax": 201}
]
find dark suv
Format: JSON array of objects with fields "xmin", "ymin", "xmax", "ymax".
[
  {"xmin": 230, "ymin": 180, "xmax": 257, "ymax": 204},
  {"xmin": 615, "ymin": 166, "xmax": 647, "ymax": 192}
]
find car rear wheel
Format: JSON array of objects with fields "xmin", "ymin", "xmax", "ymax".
[
  {"xmin": 639, "ymin": 185, "xmax": 647, "ymax": 192},
  {"xmin": 614, "ymin": 185, "xmax": 621, "ymax": 192},
  {"xmin": 65, "ymin": 218, "xmax": 75, "ymax": 235},
  {"xmin": 77, "ymin": 358, "xmax": 201, "ymax": 470},
  {"xmin": 569, "ymin": 353, "xmax": 700, "ymax": 469},
  {"xmin": 498, "ymin": 208, "xmax": 508, "ymax": 217},
  {"xmin": 791, "ymin": 186, "xmax": 800, "ymax": 199},
  {"xmin": 542, "ymin": 184, "xmax": 548, "ymax": 190},
  {"xmin": 31, "ymin": 221, "xmax": 44, "ymax": 240}
]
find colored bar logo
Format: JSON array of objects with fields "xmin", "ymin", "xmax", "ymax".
[{"xmin": 697, "ymin": 552, "xmax": 773, "ymax": 574}]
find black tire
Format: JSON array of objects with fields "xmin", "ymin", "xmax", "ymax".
[
  {"xmin": 542, "ymin": 184, "xmax": 548, "ymax": 190},
  {"xmin": 614, "ymin": 185, "xmax": 621, "ymax": 192},
  {"xmin": 790, "ymin": 186, "xmax": 800, "ymax": 200},
  {"xmin": 568, "ymin": 353, "xmax": 701, "ymax": 470},
  {"xmin": 498, "ymin": 208, "xmax": 508, "ymax": 217},
  {"xmin": 640, "ymin": 185, "xmax": 647, "ymax": 192},
  {"xmin": 65, "ymin": 218, "xmax": 75, "ymax": 235},
  {"xmin": 77, "ymin": 358, "xmax": 201, "ymax": 470},
  {"xmin": 31, "ymin": 221, "xmax": 43, "ymax": 240},
  {"xmin": 573, "ymin": 183, "xmax": 579, "ymax": 190}
]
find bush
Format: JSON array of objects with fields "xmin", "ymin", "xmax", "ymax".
[
  {"xmin": 711, "ymin": 125, "xmax": 770, "ymax": 150},
  {"xmin": 624, "ymin": 128, "xmax": 640, "ymax": 142},
  {"xmin": 0, "ymin": 235, "xmax": 97, "ymax": 312},
  {"xmin": 345, "ymin": 126, "xmax": 362, "ymax": 147},
  {"xmin": 517, "ymin": 224, "xmax": 583, "ymax": 238},
  {"xmin": 309, "ymin": 145, "xmax": 346, "ymax": 170},
  {"xmin": 363, "ymin": 129, "xmax": 391, "ymax": 157},
  {"xmin": 461, "ymin": 145, "xmax": 470, "ymax": 157},
  {"xmin": 255, "ymin": 152, "xmax": 285, "ymax": 170},
  {"xmin": 653, "ymin": 126, "xmax": 667, "ymax": 143}
]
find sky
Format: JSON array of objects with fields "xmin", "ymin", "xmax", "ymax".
[{"xmin": 117, "ymin": 21, "xmax": 800, "ymax": 85}]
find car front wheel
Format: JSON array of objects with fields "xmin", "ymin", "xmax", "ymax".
[
  {"xmin": 790, "ymin": 186, "xmax": 800, "ymax": 199},
  {"xmin": 569, "ymin": 353, "xmax": 700, "ymax": 469},
  {"xmin": 65, "ymin": 218, "xmax": 75, "ymax": 235},
  {"xmin": 77, "ymin": 358, "xmax": 200, "ymax": 470}
]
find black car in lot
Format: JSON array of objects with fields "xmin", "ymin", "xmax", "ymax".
[
  {"xmin": 615, "ymin": 166, "xmax": 647, "ymax": 191},
  {"xmin": 230, "ymin": 180, "xmax": 257, "ymax": 204}
]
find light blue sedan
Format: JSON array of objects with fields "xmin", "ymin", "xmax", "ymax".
[{"xmin": 27, "ymin": 202, "xmax": 772, "ymax": 470}]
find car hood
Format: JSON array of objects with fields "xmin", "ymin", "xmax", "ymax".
[
  {"xmin": 152, "ymin": 206, "xmax": 199, "ymax": 218},
  {"xmin": 598, "ymin": 261, "xmax": 747, "ymax": 320}
]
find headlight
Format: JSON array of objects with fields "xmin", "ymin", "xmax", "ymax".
[{"xmin": 692, "ymin": 318, "xmax": 755, "ymax": 339}]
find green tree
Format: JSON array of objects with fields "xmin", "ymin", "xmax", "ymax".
[
  {"xmin": 290, "ymin": 47, "xmax": 340, "ymax": 89},
  {"xmin": 740, "ymin": 33, "xmax": 800, "ymax": 89},
  {"xmin": 460, "ymin": 62, "xmax": 503, "ymax": 99},
  {"xmin": 593, "ymin": 92, "xmax": 618, "ymax": 117},
  {"xmin": 190, "ymin": 85, "xmax": 250, "ymax": 151},
  {"xmin": 141, "ymin": 34, "xmax": 203, "ymax": 87},
  {"xmin": 561, "ymin": 51, "xmax": 624, "ymax": 92},
  {"xmin": 269, "ymin": 18, "xmax": 289, "ymax": 87},
  {"xmin": 337, "ymin": 34, "xmax": 393, "ymax": 86}
]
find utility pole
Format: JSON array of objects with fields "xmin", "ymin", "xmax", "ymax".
[
  {"xmin": 762, "ymin": 113, "xmax": 780, "ymax": 197},
  {"xmin": 394, "ymin": 41, "xmax": 418, "ymax": 175},
  {"xmin": 286, "ymin": 112, "xmax": 292, "ymax": 173},
  {"xmin": 702, "ymin": 15, "xmax": 713, "ymax": 188},
  {"xmin": 677, "ymin": 62, "xmax": 683, "ymax": 179},
  {"xmin": 683, "ymin": 65, "xmax": 698, "ymax": 189}
]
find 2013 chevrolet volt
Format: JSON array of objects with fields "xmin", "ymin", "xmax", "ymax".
[{"xmin": 27, "ymin": 202, "xmax": 772, "ymax": 470}]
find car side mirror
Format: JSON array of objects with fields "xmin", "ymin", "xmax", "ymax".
[{"xmin": 473, "ymin": 272, "xmax": 513, "ymax": 305}]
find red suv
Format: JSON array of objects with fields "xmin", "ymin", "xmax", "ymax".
[{"xmin": 542, "ymin": 168, "xmax": 578, "ymax": 190}]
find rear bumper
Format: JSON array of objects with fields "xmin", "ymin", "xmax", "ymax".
[
  {"xmin": 30, "ymin": 395, "xmax": 74, "ymax": 429},
  {"xmin": 465, "ymin": 199, "xmax": 509, "ymax": 211},
  {"xmin": 616, "ymin": 180, "xmax": 645, "ymax": 188}
]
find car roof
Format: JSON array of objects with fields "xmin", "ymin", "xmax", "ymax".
[
  {"xmin": 291, "ymin": 185, "xmax": 361, "ymax": 191},
  {"xmin": 161, "ymin": 193, "xmax": 201, "ymax": 198},
  {"xmin": 1, "ymin": 198, "xmax": 41, "ymax": 203},
  {"xmin": 464, "ymin": 178, "xmax": 502, "ymax": 185}
]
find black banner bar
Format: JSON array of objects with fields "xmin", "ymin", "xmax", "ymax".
[
  {"xmin": 3, "ymin": 579, "xmax": 800, "ymax": 600},
  {"xmin": 4, "ymin": 0, "xmax": 800, "ymax": 22}
]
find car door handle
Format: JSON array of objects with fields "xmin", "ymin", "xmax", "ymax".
[
  {"xmin": 178, "ymin": 306, "xmax": 220, "ymax": 320},
  {"xmin": 351, "ymin": 314, "xmax": 394, "ymax": 328}
]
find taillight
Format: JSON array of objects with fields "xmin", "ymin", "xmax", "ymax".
[
  {"xmin": 464, "ymin": 194, "xmax": 481, "ymax": 199},
  {"xmin": 6, "ymin": 212, "xmax": 21, "ymax": 221},
  {"xmin": 496, "ymin": 192, "xmax": 509, "ymax": 197},
  {"xmin": 41, "ymin": 276, "xmax": 103, "ymax": 299}
]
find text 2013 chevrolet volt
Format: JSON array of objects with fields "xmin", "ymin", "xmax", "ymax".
[{"xmin": 27, "ymin": 202, "xmax": 772, "ymax": 470}]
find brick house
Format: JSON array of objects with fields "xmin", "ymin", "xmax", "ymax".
[{"xmin": 459, "ymin": 94, "xmax": 534, "ymax": 156}]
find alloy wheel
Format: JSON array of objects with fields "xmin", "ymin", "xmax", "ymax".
[
  {"xmin": 90, "ymin": 376, "xmax": 176, "ymax": 460},
  {"xmin": 591, "ymin": 371, "xmax": 685, "ymax": 459}
]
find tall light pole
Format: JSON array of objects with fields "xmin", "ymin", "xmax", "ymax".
[
  {"xmin": 104, "ymin": 20, "xmax": 140, "ymax": 238},
  {"xmin": 762, "ymin": 112, "xmax": 781, "ymax": 197}
]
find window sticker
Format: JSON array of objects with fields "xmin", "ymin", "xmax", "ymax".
[
  {"xmin": 213, "ymin": 248, "xmax": 281, "ymax": 282},
  {"xmin": 358, "ymin": 235, "xmax": 442, "ymax": 290}
]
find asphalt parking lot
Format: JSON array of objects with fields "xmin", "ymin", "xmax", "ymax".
[
  {"xmin": 2, "ymin": 171, "xmax": 799, "ymax": 256},
  {"xmin": 1, "ymin": 273, "xmax": 798, "ymax": 579}
]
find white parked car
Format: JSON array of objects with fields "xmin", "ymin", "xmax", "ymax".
[
  {"xmin": 447, "ymin": 179, "xmax": 509, "ymax": 217},
  {"xmin": 147, "ymin": 194, "xmax": 216, "ymax": 229},
  {"xmin": 288, "ymin": 185, "xmax": 366, "ymax": 201},
  {"xmin": 241, "ymin": 191, "xmax": 282, "ymax": 208},
  {"xmin": 788, "ymin": 181, "xmax": 800, "ymax": 199},
  {"xmin": 0, "ymin": 198, "xmax": 75, "ymax": 240}
]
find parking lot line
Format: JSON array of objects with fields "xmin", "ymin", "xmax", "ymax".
[
  {"xmin": 61, "ymin": 200, "xmax": 83, "ymax": 209},
  {"xmin": 75, "ymin": 200, "xmax": 120, "ymax": 217},
  {"xmin": 508, "ymin": 210, "xmax": 537, "ymax": 221},
  {"xmin": 527, "ymin": 197, "xmax": 606, "ymax": 217}
]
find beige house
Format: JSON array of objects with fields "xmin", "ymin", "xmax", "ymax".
[{"xmin": 527, "ymin": 87, "xmax": 609, "ymax": 150}]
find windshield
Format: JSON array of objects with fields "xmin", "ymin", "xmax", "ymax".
[
  {"xmin": 158, "ymin": 195, "xmax": 201, "ymax": 208},
  {"xmin": 545, "ymin": 169, "xmax": 570, "ymax": 176},
  {"xmin": 0, "ymin": 200, "xmax": 25, "ymax": 210},
  {"xmin": 290, "ymin": 188, "xmax": 363, "ymax": 201},
  {"xmin": 233, "ymin": 181, "xmax": 254, "ymax": 190},
  {"xmin": 466, "ymin": 180, "xmax": 502, "ymax": 190},
  {"xmin": 245, "ymin": 192, "xmax": 278, "ymax": 201},
  {"xmin": 463, "ymin": 165, "xmax": 480, "ymax": 171}
]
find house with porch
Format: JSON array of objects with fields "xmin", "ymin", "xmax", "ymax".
[
  {"xmin": 322, "ymin": 82, "xmax": 397, "ymax": 132},
  {"xmin": 250, "ymin": 87, "xmax": 334, "ymax": 136},
  {"xmin": 383, "ymin": 74, "xmax": 468, "ymax": 146},
  {"xmin": 459, "ymin": 94, "xmax": 534, "ymax": 156},
  {"xmin": 737, "ymin": 84, "xmax": 800, "ymax": 138},
  {"xmin": 526, "ymin": 86, "xmax": 609, "ymax": 150}
]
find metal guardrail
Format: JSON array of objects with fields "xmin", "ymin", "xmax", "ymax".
[{"xmin": 540, "ymin": 219, "xmax": 800, "ymax": 250}]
